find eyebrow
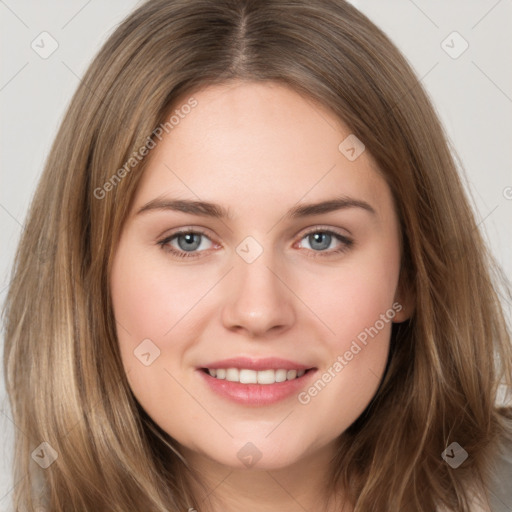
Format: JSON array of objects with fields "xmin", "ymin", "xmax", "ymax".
[{"xmin": 135, "ymin": 195, "xmax": 377, "ymax": 220}]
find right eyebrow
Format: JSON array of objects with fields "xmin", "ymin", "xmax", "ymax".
[
  {"xmin": 136, "ymin": 197, "xmax": 233, "ymax": 219},
  {"xmin": 135, "ymin": 195, "xmax": 377, "ymax": 220}
]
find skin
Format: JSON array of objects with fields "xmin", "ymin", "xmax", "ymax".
[{"xmin": 110, "ymin": 81, "xmax": 411, "ymax": 512}]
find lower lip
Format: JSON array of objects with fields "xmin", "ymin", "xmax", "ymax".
[{"xmin": 197, "ymin": 369, "xmax": 317, "ymax": 406}]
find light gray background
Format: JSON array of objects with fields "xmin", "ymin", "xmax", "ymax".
[{"xmin": 1, "ymin": 1, "xmax": 511, "ymax": 510}]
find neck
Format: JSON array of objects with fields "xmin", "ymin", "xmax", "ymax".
[{"xmin": 182, "ymin": 441, "xmax": 351, "ymax": 512}]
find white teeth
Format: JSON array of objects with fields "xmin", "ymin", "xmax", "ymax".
[
  {"xmin": 239, "ymin": 369, "xmax": 257, "ymax": 384},
  {"xmin": 225, "ymin": 368, "xmax": 239, "ymax": 382},
  {"xmin": 257, "ymin": 369, "xmax": 275, "ymax": 385},
  {"xmin": 207, "ymin": 367, "xmax": 307, "ymax": 384},
  {"xmin": 275, "ymin": 369, "xmax": 287, "ymax": 382},
  {"xmin": 286, "ymin": 369, "xmax": 297, "ymax": 380}
]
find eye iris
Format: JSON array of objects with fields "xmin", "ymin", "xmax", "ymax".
[
  {"xmin": 309, "ymin": 232, "xmax": 331, "ymax": 251},
  {"xmin": 177, "ymin": 233, "xmax": 202, "ymax": 251},
  {"xmin": 171, "ymin": 232, "xmax": 337, "ymax": 254}
]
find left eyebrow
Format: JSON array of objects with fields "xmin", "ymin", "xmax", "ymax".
[
  {"xmin": 286, "ymin": 196, "xmax": 377, "ymax": 219},
  {"xmin": 135, "ymin": 195, "xmax": 377, "ymax": 220}
]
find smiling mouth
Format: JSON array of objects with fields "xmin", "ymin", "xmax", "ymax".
[{"xmin": 200, "ymin": 367, "xmax": 314, "ymax": 385}]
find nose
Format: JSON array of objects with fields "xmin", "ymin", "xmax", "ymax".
[{"xmin": 221, "ymin": 251, "xmax": 296, "ymax": 338}]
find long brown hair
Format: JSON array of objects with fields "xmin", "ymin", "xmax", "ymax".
[{"xmin": 3, "ymin": 0, "xmax": 512, "ymax": 510}]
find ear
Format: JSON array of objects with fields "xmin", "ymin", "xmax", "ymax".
[{"xmin": 392, "ymin": 271, "xmax": 415, "ymax": 323}]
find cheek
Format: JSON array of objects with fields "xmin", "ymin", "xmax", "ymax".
[
  {"xmin": 110, "ymin": 243, "xmax": 210, "ymax": 344},
  {"xmin": 110, "ymin": 243, "xmax": 218, "ymax": 416},
  {"xmin": 110, "ymin": 246, "xmax": 199, "ymax": 437},
  {"xmin": 294, "ymin": 239, "xmax": 400, "ymax": 416},
  {"xmin": 303, "ymin": 240, "xmax": 401, "ymax": 348}
]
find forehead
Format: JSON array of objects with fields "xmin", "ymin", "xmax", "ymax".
[{"xmin": 130, "ymin": 81, "xmax": 392, "ymax": 222}]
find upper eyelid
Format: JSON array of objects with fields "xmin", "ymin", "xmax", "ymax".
[
  {"xmin": 161, "ymin": 225, "xmax": 352, "ymax": 248},
  {"xmin": 300, "ymin": 225, "xmax": 351, "ymax": 238}
]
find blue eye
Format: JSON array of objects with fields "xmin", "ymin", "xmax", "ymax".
[
  {"xmin": 157, "ymin": 228, "xmax": 353, "ymax": 259},
  {"xmin": 296, "ymin": 229, "xmax": 354, "ymax": 258},
  {"xmin": 172, "ymin": 232, "xmax": 203, "ymax": 252},
  {"xmin": 158, "ymin": 230, "xmax": 213, "ymax": 258}
]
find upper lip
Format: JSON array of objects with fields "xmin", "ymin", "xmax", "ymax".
[{"xmin": 199, "ymin": 357, "xmax": 314, "ymax": 371}]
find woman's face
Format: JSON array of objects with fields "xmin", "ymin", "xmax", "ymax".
[{"xmin": 110, "ymin": 81, "xmax": 409, "ymax": 471}]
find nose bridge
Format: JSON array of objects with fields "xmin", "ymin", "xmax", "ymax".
[{"xmin": 220, "ymin": 236, "xmax": 295, "ymax": 336}]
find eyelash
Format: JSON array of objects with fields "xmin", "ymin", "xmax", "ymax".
[{"xmin": 157, "ymin": 227, "xmax": 354, "ymax": 260}]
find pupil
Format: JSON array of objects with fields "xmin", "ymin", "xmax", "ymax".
[
  {"xmin": 178, "ymin": 233, "xmax": 201, "ymax": 251},
  {"xmin": 310, "ymin": 232, "xmax": 330, "ymax": 251}
]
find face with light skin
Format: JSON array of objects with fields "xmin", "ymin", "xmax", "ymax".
[{"xmin": 110, "ymin": 81, "xmax": 410, "ymax": 509}]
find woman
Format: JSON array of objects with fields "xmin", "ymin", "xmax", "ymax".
[{"xmin": 3, "ymin": 0, "xmax": 512, "ymax": 510}]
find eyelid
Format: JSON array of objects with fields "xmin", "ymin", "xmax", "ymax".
[
  {"xmin": 159, "ymin": 224, "xmax": 351, "ymax": 242},
  {"xmin": 157, "ymin": 225, "xmax": 212, "ymax": 240},
  {"xmin": 299, "ymin": 224, "xmax": 351, "ymax": 239},
  {"xmin": 294, "ymin": 225, "xmax": 354, "ymax": 257},
  {"xmin": 157, "ymin": 225, "xmax": 353, "ymax": 258}
]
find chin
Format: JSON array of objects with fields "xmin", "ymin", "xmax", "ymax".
[{"xmin": 196, "ymin": 436, "xmax": 317, "ymax": 471}]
